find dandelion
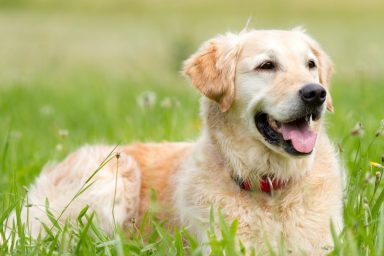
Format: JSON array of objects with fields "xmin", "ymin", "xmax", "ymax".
[
  {"xmin": 58, "ymin": 129, "xmax": 69, "ymax": 138},
  {"xmin": 350, "ymin": 122, "xmax": 364, "ymax": 136},
  {"xmin": 137, "ymin": 91, "xmax": 156, "ymax": 109},
  {"xmin": 160, "ymin": 97, "xmax": 172, "ymax": 109}
]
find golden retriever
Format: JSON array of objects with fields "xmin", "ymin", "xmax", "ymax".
[{"xmin": 5, "ymin": 28, "xmax": 344, "ymax": 254}]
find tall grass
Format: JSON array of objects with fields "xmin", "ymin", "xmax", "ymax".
[{"xmin": 0, "ymin": 77, "xmax": 383, "ymax": 255}]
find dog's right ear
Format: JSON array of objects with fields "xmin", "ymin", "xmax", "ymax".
[{"xmin": 183, "ymin": 34, "xmax": 241, "ymax": 112}]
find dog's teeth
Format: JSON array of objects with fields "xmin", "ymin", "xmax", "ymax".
[
  {"xmin": 305, "ymin": 115, "xmax": 312, "ymax": 125},
  {"xmin": 267, "ymin": 116, "xmax": 281, "ymax": 132}
]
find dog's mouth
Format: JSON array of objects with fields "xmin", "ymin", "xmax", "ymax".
[{"xmin": 255, "ymin": 112, "xmax": 320, "ymax": 156}]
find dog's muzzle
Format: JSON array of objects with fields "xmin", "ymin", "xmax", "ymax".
[{"xmin": 255, "ymin": 84, "xmax": 326, "ymax": 156}]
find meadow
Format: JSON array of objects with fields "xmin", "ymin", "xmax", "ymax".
[{"xmin": 0, "ymin": 0, "xmax": 384, "ymax": 255}]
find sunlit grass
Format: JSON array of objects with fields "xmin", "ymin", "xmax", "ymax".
[{"xmin": 0, "ymin": 76, "xmax": 383, "ymax": 254}]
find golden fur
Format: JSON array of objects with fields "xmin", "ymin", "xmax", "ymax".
[{"xmin": 5, "ymin": 29, "xmax": 344, "ymax": 254}]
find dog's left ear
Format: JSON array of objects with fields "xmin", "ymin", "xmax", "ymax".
[
  {"xmin": 306, "ymin": 40, "xmax": 334, "ymax": 112},
  {"xmin": 312, "ymin": 47, "xmax": 334, "ymax": 112},
  {"xmin": 183, "ymin": 33, "xmax": 241, "ymax": 112}
]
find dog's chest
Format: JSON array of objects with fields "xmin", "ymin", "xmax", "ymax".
[{"xmin": 220, "ymin": 185, "xmax": 336, "ymax": 252}]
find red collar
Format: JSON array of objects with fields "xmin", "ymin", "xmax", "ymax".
[{"xmin": 238, "ymin": 176, "xmax": 287, "ymax": 194}]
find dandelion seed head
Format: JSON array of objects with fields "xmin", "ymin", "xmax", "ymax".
[
  {"xmin": 137, "ymin": 91, "xmax": 156, "ymax": 109},
  {"xmin": 350, "ymin": 122, "xmax": 364, "ymax": 137},
  {"xmin": 58, "ymin": 129, "xmax": 69, "ymax": 138}
]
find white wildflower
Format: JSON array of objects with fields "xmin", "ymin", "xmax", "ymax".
[
  {"xmin": 137, "ymin": 91, "xmax": 157, "ymax": 109},
  {"xmin": 350, "ymin": 122, "xmax": 364, "ymax": 137},
  {"xmin": 58, "ymin": 129, "xmax": 69, "ymax": 138}
]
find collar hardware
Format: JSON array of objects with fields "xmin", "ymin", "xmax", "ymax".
[{"xmin": 235, "ymin": 175, "xmax": 286, "ymax": 195}]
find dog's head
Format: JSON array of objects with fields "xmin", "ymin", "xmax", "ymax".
[{"xmin": 184, "ymin": 29, "xmax": 333, "ymax": 158}]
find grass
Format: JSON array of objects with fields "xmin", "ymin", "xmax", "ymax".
[{"xmin": 0, "ymin": 0, "xmax": 384, "ymax": 255}]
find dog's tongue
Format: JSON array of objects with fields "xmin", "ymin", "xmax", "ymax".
[{"xmin": 281, "ymin": 118, "xmax": 317, "ymax": 153}]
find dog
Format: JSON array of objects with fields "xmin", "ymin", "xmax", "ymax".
[{"xmin": 5, "ymin": 28, "xmax": 344, "ymax": 254}]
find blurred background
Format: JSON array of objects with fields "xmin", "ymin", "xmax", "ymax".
[
  {"xmin": 0, "ymin": 0, "xmax": 383, "ymax": 186},
  {"xmin": 0, "ymin": 0, "xmax": 383, "ymax": 85}
]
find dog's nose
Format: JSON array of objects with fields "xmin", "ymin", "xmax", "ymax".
[{"xmin": 299, "ymin": 84, "xmax": 326, "ymax": 107}]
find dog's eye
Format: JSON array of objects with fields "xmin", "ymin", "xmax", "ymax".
[
  {"xmin": 307, "ymin": 60, "xmax": 317, "ymax": 69},
  {"xmin": 256, "ymin": 61, "xmax": 276, "ymax": 71}
]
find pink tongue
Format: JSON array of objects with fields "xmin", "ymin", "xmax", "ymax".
[{"xmin": 281, "ymin": 119, "xmax": 317, "ymax": 153}]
